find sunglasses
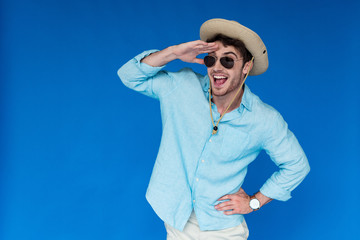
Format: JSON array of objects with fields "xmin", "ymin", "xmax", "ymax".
[{"xmin": 203, "ymin": 55, "xmax": 242, "ymax": 69}]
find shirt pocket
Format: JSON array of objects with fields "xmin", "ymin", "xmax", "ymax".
[{"xmin": 220, "ymin": 127, "xmax": 250, "ymax": 161}]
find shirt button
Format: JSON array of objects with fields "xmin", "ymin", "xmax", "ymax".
[
  {"xmin": 209, "ymin": 139, "xmax": 212, "ymax": 142},
  {"xmin": 196, "ymin": 178, "xmax": 199, "ymax": 182},
  {"xmin": 201, "ymin": 159, "xmax": 205, "ymax": 163},
  {"xmin": 193, "ymin": 200, "xmax": 196, "ymax": 203}
]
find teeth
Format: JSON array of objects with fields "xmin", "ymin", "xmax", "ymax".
[{"xmin": 214, "ymin": 76, "xmax": 227, "ymax": 79}]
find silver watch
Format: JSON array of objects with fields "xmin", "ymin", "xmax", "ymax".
[{"xmin": 249, "ymin": 196, "xmax": 260, "ymax": 211}]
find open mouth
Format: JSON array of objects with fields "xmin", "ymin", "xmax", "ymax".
[{"xmin": 213, "ymin": 75, "xmax": 228, "ymax": 87}]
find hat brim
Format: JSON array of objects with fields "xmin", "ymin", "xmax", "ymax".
[{"xmin": 200, "ymin": 18, "xmax": 268, "ymax": 76}]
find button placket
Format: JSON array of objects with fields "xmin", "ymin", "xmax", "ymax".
[{"xmin": 192, "ymin": 133, "xmax": 214, "ymax": 207}]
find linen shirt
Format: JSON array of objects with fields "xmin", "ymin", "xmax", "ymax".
[{"xmin": 117, "ymin": 50, "xmax": 310, "ymax": 231}]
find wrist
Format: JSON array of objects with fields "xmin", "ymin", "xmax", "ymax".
[
  {"xmin": 166, "ymin": 45, "xmax": 180, "ymax": 61},
  {"xmin": 249, "ymin": 195, "xmax": 261, "ymax": 211},
  {"xmin": 141, "ymin": 46, "xmax": 178, "ymax": 67},
  {"xmin": 253, "ymin": 191, "xmax": 273, "ymax": 208}
]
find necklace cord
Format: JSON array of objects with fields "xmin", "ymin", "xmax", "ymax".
[{"xmin": 209, "ymin": 57, "xmax": 254, "ymax": 133}]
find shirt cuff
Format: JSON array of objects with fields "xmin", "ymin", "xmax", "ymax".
[
  {"xmin": 260, "ymin": 178, "xmax": 292, "ymax": 201},
  {"xmin": 133, "ymin": 49, "xmax": 166, "ymax": 76}
]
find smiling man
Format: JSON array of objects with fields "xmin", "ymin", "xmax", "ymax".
[{"xmin": 118, "ymin": 18, "xmax": 310, "ymax": 240}]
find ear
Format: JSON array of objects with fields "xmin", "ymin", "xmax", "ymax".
[{"xmin": 242, "ymin": 61, "xmax": 253, "ymax": 75}]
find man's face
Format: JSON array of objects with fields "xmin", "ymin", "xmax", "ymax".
[{"xmin": 207, "ymin": 41, "xmax": 246, "ymax": 98}]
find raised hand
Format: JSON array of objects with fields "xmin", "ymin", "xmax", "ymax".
[
  {"xmin": 171, "ymin": 40, "xmax": 218, "ymax": 64},
  {"xmin": 141, "ymin": 40, "xmax": 218, "ymax": 67}
]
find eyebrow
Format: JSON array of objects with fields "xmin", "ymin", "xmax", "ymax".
[
  {"xmin": 223, "ymin": 52, "xmax": 238, "ymax": 58},
  {"xmin": 208, "ymin": 51, "xmax": 239, "ymax": 58}
]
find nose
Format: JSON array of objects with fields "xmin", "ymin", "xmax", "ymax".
[{"xmin": 212, "ymin": 58, "xmax": 224, "ymax": 72}]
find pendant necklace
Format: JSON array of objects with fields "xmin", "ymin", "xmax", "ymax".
[{"xmin": 209, "ymin": 58, "xmax": 254, "ymax": 135}]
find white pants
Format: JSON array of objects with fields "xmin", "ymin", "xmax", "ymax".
[{"xmin": 165, "ymin": 211, "xmax": 249, "ymax": 240}]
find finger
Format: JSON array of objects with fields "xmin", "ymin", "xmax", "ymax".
[
  {"xmin": 214, "ymin": 201, "xmax": 233, "ymax": 210},
  {"xmin": 207, "ymin": 42, "xmax": 217, "ymax": 46},
  {"xmin": 194, "ymin": 43, "xmax": 218, "ymax": 50},
  {"xmin": 218, "ymin": 194, "xmax": 232, "ymax": 201},
  {"xmin": 206, "ymin": 42, "xmax": 218, "ymax": 49},
  {"xmin": 194, "ymin": 46, "xmax": 210, "ymax": 51},
  {"xmin": 223, "ymin": 210, "xmax": 236, "ymax": 215},
  {"xmin": 192, "ymin": 42, "xmax": 210, "ymax": 49},
  {"xmin": 193, "ymin": 58, "xmax": 204, "ymax": 65},
  {"xmin": 198, "ymin": 46, "xmax": 218, "ymax": 53},
  {"xmin": 198, "ymin": 49, "xmax": 216, "ymax": 54},
  {"xmin": 202, "ymin": 42, "xmax": 218, "ymax": 48},
  {"xmin": 194, "ymin": 40, "xmax": 208, "ymax": 45},
  {"xmin": 215, "ymin": 204, "xmax": 235, "ymax": 211},
  {"xmin": 204, "ymin": 47, "xmax": 219, "ymax": 53},
  {"xmin": 195, "ymin": 44, "xmax": 218, "ymax": 50},
  {"xmin": 194, "ymin": 40, "xmax": 216, "ymax": 46}
]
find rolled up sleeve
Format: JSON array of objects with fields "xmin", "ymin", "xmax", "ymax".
[
  {"xmin": 117, "ymin": 50, "xmax": 177, "ymax": 99},
  {"xmin": 260, "ymin": 112, "xmax": 310, "ymax": 201}
]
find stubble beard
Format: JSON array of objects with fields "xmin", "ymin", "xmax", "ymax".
[{"xmin": 211, "ymin": 75, "xmax": 244, "ymax": 99}]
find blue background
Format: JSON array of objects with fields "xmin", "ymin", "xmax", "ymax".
[{"xmin": 1, "ymin": 0, "xmax": 359, "ymax": 239}]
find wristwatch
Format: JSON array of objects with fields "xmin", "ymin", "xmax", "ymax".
[{"xmin": 249, "ymin": 195, "xmax": 261, "ymax": 211}]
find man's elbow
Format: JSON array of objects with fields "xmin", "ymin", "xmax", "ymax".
[
  {"xmin": 302, "ymin": 163, "xmax": 310, "ymax": 179},
  {"xmin": 117, "ymin": 66, "xmax": 133, "ymax": 88},
  {"xmin": 299, "ymin": 158, "xmax": 310, "ymax": 180}
]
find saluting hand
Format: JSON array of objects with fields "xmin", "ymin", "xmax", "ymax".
[
  {"xmin": 141, "ymin": 40, "xmax": 218, "ymax": 67},
  {"xmin": 171, "ymin": 40, "xmax": 218, "ymax": 64}
]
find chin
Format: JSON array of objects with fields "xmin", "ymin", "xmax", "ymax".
[{"xmin": 211, "ymin": 88, "xmax": 228, "ymax": 97}]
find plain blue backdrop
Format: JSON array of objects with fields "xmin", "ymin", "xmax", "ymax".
[{"xmin": 1, "ymin": 0, "xmax": 359, "ymax": 239}]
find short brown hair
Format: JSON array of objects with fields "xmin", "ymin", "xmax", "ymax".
[{"xmin": 206, "ymin": 34, "xmax": 253, "ymax": 67}]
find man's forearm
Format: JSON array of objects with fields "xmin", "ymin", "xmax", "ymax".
[
  {"xmin": 253, "ymin": 191, "xmax": 273, "ymax": 208},
  {"xmin": 140, "ymin": 46, "xmax": 177, "ymax": 67},
  {"xmin": 140, "ymin": 40, "xmax": 219, "ymax": 67}
]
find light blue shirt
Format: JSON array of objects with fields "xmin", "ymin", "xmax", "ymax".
[{"xmin": 117, "ymin": 50, "xmax": 310, "ymax": 231}]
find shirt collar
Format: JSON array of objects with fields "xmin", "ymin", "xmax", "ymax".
[{"xmin": 240, "ymin": 84, "xmax": 253, "ymax": 112}]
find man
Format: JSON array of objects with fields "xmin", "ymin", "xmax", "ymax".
[{"xmin": 118, "ymin": 18, "xmax": 310, "ymax": 239}]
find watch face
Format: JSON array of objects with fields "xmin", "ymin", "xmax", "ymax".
[{"xmin": 250, "ymin": 199, "xmax": 260, "ymax": 209}]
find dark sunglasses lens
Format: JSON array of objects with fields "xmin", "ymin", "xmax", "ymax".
[
  {"xmin": 204, "ymin": 56, "xmax": 215, "ymax": 67},
  {"xmin": 220, "ymin": 57, "xmax": 235, "ymax": 69}
]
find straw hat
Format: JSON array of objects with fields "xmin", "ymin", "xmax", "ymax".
[{"xmin": 200, "ymin": 18, "xmax": 268, "ymax": 75}]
